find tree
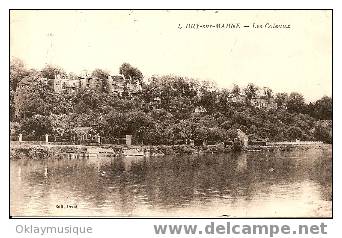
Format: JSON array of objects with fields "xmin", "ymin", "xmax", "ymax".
[
  {"xmin": 168, "ymin": 97, "xmax": 194, "ymax": 119},
  {"xmin": 263, "ymin": 87, "xmax": 273, "ymax": 100},
  {"xmin": 232, "ymin": 84, "xmax": 241, "ymax": 96},
  {"xmin": 314, "ymin": 120, "xmax": 332, "ymax": 143},
  {"xmin": 10, "ymin": 83, "xmax": 16, "ymax": 121},
  {"xmin": 126, "ymin": 110, "xmax": 154, "ymax": 143},
  {"xmin": 10, "ymin": 58, "xmax": 30, "ymax": 92},
  {"xmin": 216, "ymin": 89, "xmax": 231, "ymax": 111},
  {"xmin": 207, "ymin": 127, "xmax": 227, "ymax": 142},
  {"xmin": 20, "ymin": 114, "xmax": 53, "ymax": 138},
  {"xmin": 119, "ymin": 63, "xmax": 143, "ymax": 85},
  {"xmin": 102, "ymin": 110, "xmax": 128, "ymax": 139},
  {"xmin": 72, "ymin": 89, "xmax": 101, "ymax": 114},
  {"xmin": 10, "ymin": 58, "xmax": 30, "ymax": 121},
  {"xmin": 91, "ymin": 68, "xmax": 110, "ymax": 79},
  {"xmin": 244, "ymin": 83, "xmax": 259, "ymax": 100},
  {"xmin": 49, "ymin": 114, "xmax": 72, "ymax": 139},
  {"xmin": 285, "ymin": 126, "xmax": 305, "ymax": 141},
  {"xmin": 41, "ymin": 64, "xmax": 65, "ymax": 79},
  {"xmin": 142, "ymin": 75, "xmax": 200, "ymax": 114},
  {"xmin": 287, "ymin": 92, "xmax": 306, "ymax": 113},
  {"xmin": 275, "ymin": 92, "xmax": 289, "ymax": 108},
  {"xmin": 171, "ymin": 120, "xmax": 194, "ymax": 144},
  {"xmin": 226, "ymin": 128, "xmax": 238, "ymax": 141},
  {"xmin": 312, "ymin": 96, "xmax": 332, "ymax": 120},
  {"xmin": 15, "ymin": 74, "xmax": 67, "ymax": 119},
  {"xmin": 198, "ymin": 81, "xmax": 218, "ymax": 113},
  {"xmin": 193, "ymin": 126, "xmax": 210, "ymax": 142},
  {"xmin": 91, "ymin": 69, "xmax": 111, "ymax": 93}
]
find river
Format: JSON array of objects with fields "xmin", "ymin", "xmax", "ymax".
[{"xmin": 10, "ymin": 145, "xmax": 332, "ymax": 217}]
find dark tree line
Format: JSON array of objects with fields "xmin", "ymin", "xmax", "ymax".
[{"xmin": 10, "ymin": 58, "xmax": 332, "ymax": 144}]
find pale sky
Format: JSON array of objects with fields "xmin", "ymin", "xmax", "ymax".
[{"xmin": 10, "ymin": 10, "xmax": 332, "ymax": 102}]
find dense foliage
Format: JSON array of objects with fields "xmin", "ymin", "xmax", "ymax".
[{"xmin": 10, "ymin": 58, "xmax": 332, "ymax": 144}]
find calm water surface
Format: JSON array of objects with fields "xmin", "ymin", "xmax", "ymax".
[{"xmin": 10, "ymin": 146, "xmax": 332, "ymax": 217}]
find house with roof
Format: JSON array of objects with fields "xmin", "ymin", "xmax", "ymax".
[
  {"xmin": 227, "ymin": 89, "xmax": 277, "ymax": 110},
  {"xmin": 71, "ymin": 127, "xmax": 99, "ymax": 144},
  {"xmin": 46, "ymin": 73, "xmax": 142, "ymax": 96},
  {"xmin": 227, "ymin": 94, "xmax": 246, "ymax": 104},
  {"xmin": 105, "ymin": 75, "xmax": 126, "ymax": 96},
  {"xmin": 194, "ymin": 106, "xmax": 207, "ymax": 114},
  {"xmin": 250, "ymin": 97, "xmax": 277, "ymax": 110}
]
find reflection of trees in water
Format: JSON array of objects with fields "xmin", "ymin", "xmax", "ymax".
[
  {"xmin": 19, "ymin": 153, "xmax": 305, "ymax": 210},
  {"xmin": 142, "ymin": 156, "xmax": 197, "ymax": 207},
  {"xmin": 12, "ymin": 146, "xmax": 332, "ymax": 215},
  {"xmin": 20, "ymin": 158, "xmax": 113, "ymax": 209},
  {"xmin": 188, "ymin": 153, "xmax": 298, "ymax": 202},
  {"xmin": 104, "ymin": 153, "xmax": 301, "ymax": 208},
  {"xmin": 307, "ymin": 147, "xmax": 332, "ymax": 201},
  {"xmin": 12, "ymin": 159, "xmax": 52, "ymax": 212}
]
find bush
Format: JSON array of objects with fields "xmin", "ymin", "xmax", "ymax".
[{"xmin": 314, "ymin": 121, "xmax": 332, "ymax": 144}]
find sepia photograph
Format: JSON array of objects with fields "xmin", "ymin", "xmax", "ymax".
[{"xmin": 9, "ymin": 9, "xmax": 332, "ymax": 218}]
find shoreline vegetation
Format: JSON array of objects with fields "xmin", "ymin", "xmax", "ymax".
[
  {"xmin": 10, "ymin": 141, "xmax": 328, "ymax": 160},
  {"xmin": 10, "ymin": 59, "xmax": 332, "ymax": 152}
]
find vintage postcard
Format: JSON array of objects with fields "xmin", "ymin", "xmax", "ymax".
[{"xmin": 9, "ymin": 10, "xmax": 332, "ymax": 218}]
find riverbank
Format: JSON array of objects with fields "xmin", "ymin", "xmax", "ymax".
[
  {"xmin": 10, "ymin": 142, "xmax": 228, "ymax": 160},
  {"xmin": 10, "ymin": 141, "xmax": 330, "ymax": 160}
]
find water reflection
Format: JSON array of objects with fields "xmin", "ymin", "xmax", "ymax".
[{"xmin": 10, "ymin": 146, "xmax": 332, "ymax": 217}]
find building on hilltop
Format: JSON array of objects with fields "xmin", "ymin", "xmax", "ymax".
[
  {"xmin": 48, "ymin": 74, "xmax": 86, "ymax": 94},
  {"xmin": 227, "ymin": 91, "xmax": 277, "ymax": 110},
  {"xmin": 250, "ymin": 97, "xmax": 277, "ymax": 110},
  {"xmin": 48, "ymin": 74, "xmax": 69, "ymax": 93},
  {"xmin": 227, "ymin": 93, "xmax": 246, "ymax": 104},
  {"xmin": 105, "ymin": 74, "xmax": 142, "ymax": 97},
  {"xmin": 47, "ymin": 74, "xmax": 141, "ymax": 96}
]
